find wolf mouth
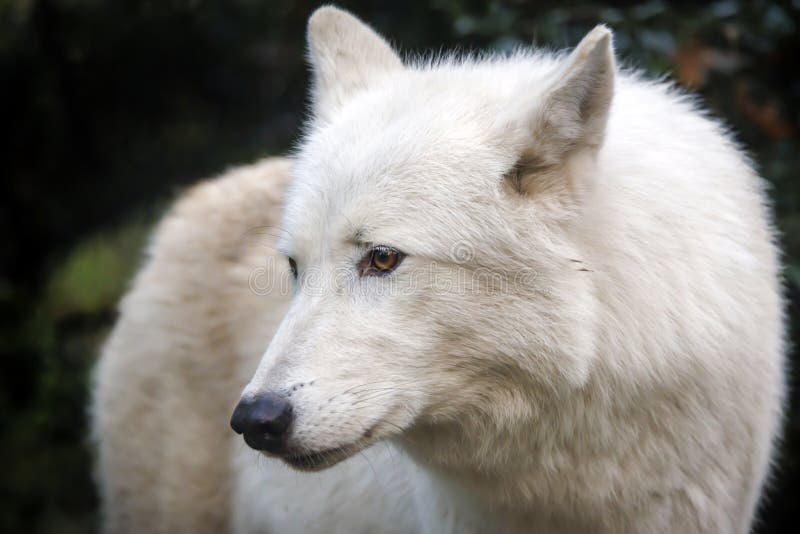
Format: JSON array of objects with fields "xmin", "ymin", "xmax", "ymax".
[
  {"xmin": 279, "ymin": 419, "xmax": 397, "ymax": 471},
  {"xmin": 282, "ymin": 442, "xmax": 365, "ymax": 471}
]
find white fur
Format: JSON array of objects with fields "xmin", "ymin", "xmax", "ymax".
[{"xmin": 94, "ymin": 6, "xmax": 785, "ymax": 533}]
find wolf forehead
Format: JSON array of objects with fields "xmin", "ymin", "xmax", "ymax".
[
  {"xmin": 285, "ymin": 59, "xmax": 569, "ymax": 244},
  {"xmin": 297, "ymin": 56, "xmax": 565, "ymax": 173}
]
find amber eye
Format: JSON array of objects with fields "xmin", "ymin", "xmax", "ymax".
[
  {"xmin": 287, "ymin": 257, "xmax": 298, "ymax": 278},
  {"xmin": 360, "ymin": 245, "xmax": 404, "ymax": 276},
  {"xmin": 372, "ymin": 247, "xmax": 399, "ymax": 271}
]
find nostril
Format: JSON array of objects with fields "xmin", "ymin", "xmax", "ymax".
[
  {"xmin": 230, "ymin": 393, "xmax": 294, "ymax": 451},
  {"xmin": 229, "ymin": 401, "xmax": 250, "ymax": 435}
]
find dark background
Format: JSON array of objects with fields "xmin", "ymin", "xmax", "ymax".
[{"xmin": 1, "ymin": 1, "xmax": 798, "ymax": 532}]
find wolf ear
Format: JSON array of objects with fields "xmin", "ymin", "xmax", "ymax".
[
  {"xmin": 535, "ymin": 25, "xmax": 615, "ymax": 162},
  {"xmin": 507, "ymin": 25, "xmax": 615, "ymax": 198},
  {"xmin": 306, "ymin": 6, "xmax": 403, "ymax": 122}
]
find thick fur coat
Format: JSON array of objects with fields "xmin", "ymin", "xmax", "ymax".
[{"xmin": 93, "ymin": 7, "xmax": 785, "ymax": 533}]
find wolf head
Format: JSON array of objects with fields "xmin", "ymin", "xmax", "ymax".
[{"xmin": 232, "ymin": 6, "xmax": 614, "ymax": 471}]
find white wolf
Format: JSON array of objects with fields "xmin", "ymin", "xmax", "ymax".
[{"xmin": 93, "ymin": 6, "xmax": 785, "ymax": 533}]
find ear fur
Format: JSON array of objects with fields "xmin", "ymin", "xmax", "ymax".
[
  {"xmin": 510, "ymin": 25, "xmax": 616, "ymax": 198},
  {"xmin": 537, "ymin": 25, "xmax": 615, "ymax": 160},
  {"xmin": 307, "ymin": 6, "xmax": 403, "ymax": 122}
]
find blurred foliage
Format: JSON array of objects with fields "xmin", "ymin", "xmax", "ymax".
[{"xmin": 1, "ymin": 1, "xmax": 798, "ymax": 532}]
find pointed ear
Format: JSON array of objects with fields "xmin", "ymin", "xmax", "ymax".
[
  {"xmin": 532, "ymin": 25, "xmax": 615, "ymax": 165},
  {"xmin": 306, "ymin": 6, "xmax": 403, "ymax": 122},
  {"xmin": 505, "ymin": 26, "xmax": 615, "ymax": 201}
]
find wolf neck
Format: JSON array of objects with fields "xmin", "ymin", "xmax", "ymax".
[{"xmin": 401, "ymin": 420, "xmax": 545, "ymax": 532}]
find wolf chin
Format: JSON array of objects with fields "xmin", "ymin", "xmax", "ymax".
[{"xmin": 93, "ymin": 6, "xmax": 785, "ymax": 533}]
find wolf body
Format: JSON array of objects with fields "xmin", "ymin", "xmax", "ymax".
[{"xmin": 93, "ymin": 7, "xmax": 785, "ymax": 533}]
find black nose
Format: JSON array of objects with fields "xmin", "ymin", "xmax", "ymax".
[{"xmin": 230, "ymin": 393, "xmax": 293, "ymax": 453}]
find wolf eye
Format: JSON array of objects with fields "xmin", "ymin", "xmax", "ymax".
[
  {"xmin": 372, "ymin": 247, "xmax": 398, "ymax": 270},
  {"xmin": 359, "ymin": 245, "xmax": 404, "ymax": 276},
  {"xmin": 287, "ymin": 257, "xmax": 298, "ymax": 278}
]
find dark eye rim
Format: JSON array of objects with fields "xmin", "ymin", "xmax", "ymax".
[
  {"xmin": 287, "ymin": 257, "xmax": 298, "ymax": 278},
  {"xmin": 359, "ymin": 245, "xmax": 405, "ymax": 277}
]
